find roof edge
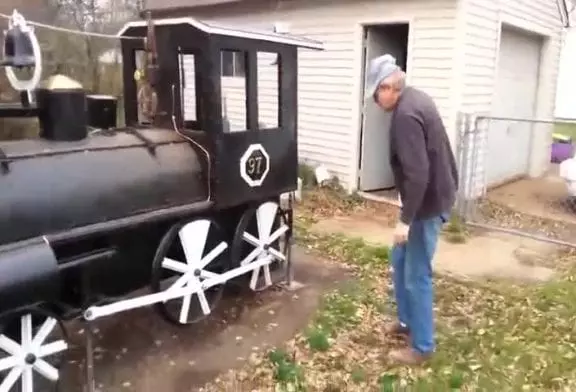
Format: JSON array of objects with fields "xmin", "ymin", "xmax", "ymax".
[
  {"xmin": 117, "ymin": 17, "xmax": 324, "ymax": 50},
  {"xmin": 143, "ymin": 0, "xmax": 242, "ymax": 13}
]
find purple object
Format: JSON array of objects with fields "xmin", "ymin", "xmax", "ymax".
[{"xmin": 551, "ymin": 141, "xmax": 574, "ymax": 163}]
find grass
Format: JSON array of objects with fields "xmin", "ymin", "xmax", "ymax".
[
  {"xmin": 201, "ymin": 187, "xmax": 576, "ymax": 391},
  {"xmin": 554, "ymin": 122, "xmax": 576, "ymax": 139},
  {"xmin": 442, "ymin": 212, "xmax": 469, "ymax": 244}
]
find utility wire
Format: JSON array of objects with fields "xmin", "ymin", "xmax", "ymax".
[{"xmin": 0, "ymin": 11, "xmax": 144, "ymax": 41}]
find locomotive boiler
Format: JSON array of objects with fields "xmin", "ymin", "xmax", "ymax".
[{"xmin": 0, "ymin": 9, "xmax": 323, "ymax": 392}]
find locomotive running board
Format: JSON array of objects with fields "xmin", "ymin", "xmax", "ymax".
[{"xmin": 82, "ymin": 253, "xmax": 275, "ymax": 321}]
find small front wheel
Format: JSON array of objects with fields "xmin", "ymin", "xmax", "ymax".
[{"xmin": 0, "ymin": 307, "xmax": 68, "ymax": 392}]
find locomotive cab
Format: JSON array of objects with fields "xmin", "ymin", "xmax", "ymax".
[{"xmin": 118, "ymin": 17, "xmax": 323, "ymax": 208}]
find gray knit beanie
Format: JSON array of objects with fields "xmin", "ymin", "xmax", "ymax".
[{"xmin": 364, "ymin": 54, "xmax": 400, "ymax": 100}]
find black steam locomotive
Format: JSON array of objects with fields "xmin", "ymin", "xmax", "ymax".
[{"xmin": 0, "ymin": 10, "xmax": 322, "ymax": 391}]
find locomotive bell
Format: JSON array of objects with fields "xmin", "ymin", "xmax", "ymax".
[
  {"xmin": 36, "ymin": 74, "xmax": 88, "ymax": 141},
  {"xmin": 2, "ymin": 25, "xmax": 36, "ymax": 67}
]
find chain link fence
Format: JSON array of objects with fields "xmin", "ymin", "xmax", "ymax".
[{"xmin": 455, "ymin": 112, "xmax": 576, "ymax": 248}]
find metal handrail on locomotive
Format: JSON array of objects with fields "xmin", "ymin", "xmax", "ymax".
[{"xmin": 0, "ymin": 10, "xmax": 323, "ymax": 392}]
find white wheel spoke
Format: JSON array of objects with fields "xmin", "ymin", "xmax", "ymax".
[
  {"xmin": 179, "ymin": 220, "xmax": 210, "ymax": 266},
  {"xmin": 243, "ymin": 223, "xmax": 287, "ymax": 253},
  {"xmin": 0, "ymin": 367, "xmax": 23, "ymax": 392},
  {"xmin": 168, "ymin": 243, "xmax": 227, "ymax": 292},
  {"xmin": 256, "ymin": 202, "xmax": 278, "ymax": 241},
  {"xmin": 33, "ymin": 359, "xmax": 59, "ymax": 381},
  {"xmin": 21, "ymin": 315, "xmax": 33, "ymax": 352},
  {"xmin": 269, "ymin": 247, "xmax": 286, "ymax": 262},
  {"xmin": 242, "ymin": 232, "xmax": 260, "ymax": 247},
  {"xmin": 32, "ymin": 318, "xmax": 57, "ymax": 348},
  {"xmin": 167, "ymin": 274, "xmax": 200, "ymax": 295},
  {"xmin": 21, "ymin": 367, "xmax": 33, "ymax": 392},
  {"xmin": 199, "ymin": 270, "xmax": 219, "ymax": 280},
  {"xmin": 263, "ymin": 264, "xmax": 272, "ymax": 286},
  {"xmin": 162, "ymin": 258, "xmax": 188, "ymax": 274},
  {"xmin": 240, "ymin": 245, "xmax": 262, "ymax": 266},
  {"xmin": 199, "ymin": 241, "xmax": 227, "ymax": 269},
  {"xmin": 0, "ymin": 336, "xmax": 21, "ymax": 356},
  {"xmin": 168, "ymin": 271, "xmax": 192, "ymax": 293},
  {"xmin": 37, "ymin": 340, "xmax": 67, "ymax": 358},
  {"xmin": 249, "ymin": 266, "xmax": 261, "ymax": 290},
  {"xmin": 249, "ymin": 254, "xmax": 273, "ymax": 291},
  {"xmin": 0, "ymin": 356, "xmax": 18, "ymax": 372},
  {"xmin": 269, "ymin": 224, "xmax": 289, "ymax": 243},
  {"xmin": 179, "ymin": 286, "xmax": 192, "ymax": 324},
  {"xmin": 196, "ymin": 289, "xmax": 212, "ymax": 315},
  {"xmin": 242, "ymin": 222, "xmax": 287, "ymax": 267}
]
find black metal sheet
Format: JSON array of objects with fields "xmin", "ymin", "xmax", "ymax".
[{"xmin": 0, "ymin": 129, "xmax": 209, "ymax": 245}]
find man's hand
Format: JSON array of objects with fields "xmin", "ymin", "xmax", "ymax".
[{"xmin": 393, "ymin": 221, "xmax": 410, "ymax": 245}]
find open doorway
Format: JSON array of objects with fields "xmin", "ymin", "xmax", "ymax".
[{"xmin": 358, "ymin": 23, "xmax": 409, "ymax": 196}]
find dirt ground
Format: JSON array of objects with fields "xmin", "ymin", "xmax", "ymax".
[
  {"xmin": 486, "ymin": 164, "xmax": 576, "ymax": 225},
  {"xmin": 312, "ymin": 214, "xmax": 561, "ymax": 283},
  {"xmin": 17, "ymin": 179, "xmax": 575, "ymax": 392},
  {"xmin": 52, "ymin": 248, "xmax": 351, "ymax": 392}
]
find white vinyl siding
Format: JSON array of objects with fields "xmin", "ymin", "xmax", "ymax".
[
  {"xmin": 556, "ymin": 29, "xmax": 576, "ymax": 119},
  {"xmin": 185, "ymin": 0, "xmax": 459, "ymax": 190},
  {"xmin": 460, "ymin": 0, "xmax": 563, "ymax": 116},
  {"xmin": 459, "ymin": 0, "xmax": 564, "ymax": 191},
  {"xmin": 176, "ymin": 0, "xmax": 563, "ymax": 191}
]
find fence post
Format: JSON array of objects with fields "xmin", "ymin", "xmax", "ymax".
[{"xmin": 454, "ymin": 111, "xmax": 470, "ymax": 220}]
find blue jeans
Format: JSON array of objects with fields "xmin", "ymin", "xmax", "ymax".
[{"xmin": 390, "ymin": 214, "xmax": 446, "ymax": 355}]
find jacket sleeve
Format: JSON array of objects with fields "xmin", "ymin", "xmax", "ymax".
[{"xmin": 393, "ymin": 112, "xmax": 429, "ymax": 225}]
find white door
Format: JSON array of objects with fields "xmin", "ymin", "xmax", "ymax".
[
  {"xmin": 359, "ymin": 26, "xmax": 406, "ymax": 191},
  {"xmin": 486, "ymin": 27, "xmax": 542, "ymax": 185}
]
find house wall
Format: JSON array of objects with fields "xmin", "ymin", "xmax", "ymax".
[
  {"xmin": 459, "ymin": 0, "xmax": 563, "ymax": 117},
  {"xmin": 458, "ymin": 0, "xmax": 564, "ymax": 190},
  {"xmin": 175, "ymin": 0, "xmax": 460, "ymax": 191},
  {"xmin": 171, "ymin": 0, "xmax": 564, "ymax": 192},
  {"xmin": 555, "ymin": 27, "xmax": 576, "ymax": 120}
]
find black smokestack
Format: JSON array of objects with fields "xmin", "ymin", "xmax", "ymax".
[{"xmin": 36, "ymin": 74, "xmax": 88, "ymax": 141}]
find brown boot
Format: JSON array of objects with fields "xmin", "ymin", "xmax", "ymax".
[
  {"xmin": 384, "ymin": 321, "xmax": 410, "ymax": 337},
  {"xmin": 388, "ymin": 347, "xmax": 431, "ymax": 366}
]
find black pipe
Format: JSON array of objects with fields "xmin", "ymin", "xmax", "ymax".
[
  {"xmin": 0, "ymin": 200, "xmax": 213, "ymax": 254},
  {"xmin": 46, "ymin": 200, "xmax": 213, "ymax": 244},
  {"xmin": 58, "ymin": 248, "xmax": 117, "ymax": 271}
]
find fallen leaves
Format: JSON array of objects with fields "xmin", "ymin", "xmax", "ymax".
[
  {"xmin": 475, "ymin": 198, "xmax": 576, "ymax": 244},
  {"xmin": 199, "ymin": 188, "xmax": 576, "ymax": 392}
]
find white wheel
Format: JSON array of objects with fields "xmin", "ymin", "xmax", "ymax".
[
  {"xmin": 0, "ymin": 311, "xmax": 68, "ymax": 392},
  {"xmin": 150, "ymin": 218, "xmax": 230, "ymax": 326},
  {"xmin": 232, "ymin": 201, "xmax": 290, "ymax": 291}
]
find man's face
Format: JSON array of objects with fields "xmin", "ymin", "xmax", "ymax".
[{"xmin": 373, "ymin": 82, "xmax": 399, "ymax": 111}]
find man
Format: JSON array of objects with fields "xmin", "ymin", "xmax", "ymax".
[{"xmin": 364, "ymin": 54, "xmax": 458, "ymax": 365}]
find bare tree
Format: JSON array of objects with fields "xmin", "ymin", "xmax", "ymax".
[
  {"xmin": 0, "ymin": 0, "xmax": 140, "ymax": 139},
  {"xmin": 51, "ymin": 0, "xmax": 143, "ymax": 90},
  {"xmin": 0, "ymin": 0, "xmax": 59, "ymax": 139}
]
